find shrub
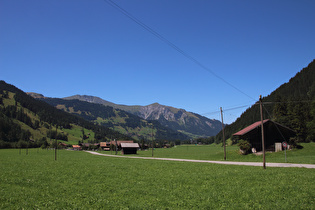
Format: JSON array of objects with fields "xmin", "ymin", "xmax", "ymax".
[{"xmin": 238, "ymin": 139, "xmax": 251, "ymax": 155}]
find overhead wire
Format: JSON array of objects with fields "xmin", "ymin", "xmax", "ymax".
[
  {"xmin": 103, "ymin": 0, "xmax": 256, "ymax": 101},
  {"xmin": 202, "ymin": 104, "xmax": 252, "ymax": 117},
  {"xmin": 201, "ymin": 98, "xmax": 312, "ymax": 120},
  {"xmin": 102, "ymin": 0, "xmax": 312, "ymax": 127}
]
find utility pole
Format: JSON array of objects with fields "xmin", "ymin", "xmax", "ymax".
[
  {"xmin": 259, "ymin": 95, "xmax": 266, "ymax": 169},
  {"xmin": 115, "ymin": 139, "xmax": 117, "ymax": 155},
  {"xmin": 55, "ymin": 124, "xmax": 57, "ymax": 161},
  {"xmin": 220, "ymin": 107, "xmax": 226, "ymax": 160},
  {"xmin": 151, "ymin": 124, "xmax": 154, "ymax": 157}
]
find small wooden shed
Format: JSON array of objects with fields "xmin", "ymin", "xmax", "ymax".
[{"xmin": 120, "ymin": 143, "xmax": 140, "ymax": 155}]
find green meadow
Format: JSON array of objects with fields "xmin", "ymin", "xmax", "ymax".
[{"xmin": 0, "ymin": 148, "xmax": 314, "ymax": 209}]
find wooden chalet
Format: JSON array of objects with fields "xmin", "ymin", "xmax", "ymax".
[{"xmin": 233, "ymin": 119, "xmax": 296, "ymax": 152}]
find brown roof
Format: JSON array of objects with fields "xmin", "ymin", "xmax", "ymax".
[
  {"xmin": 233, "ymin": 119, "xmax": 295, "ymax": 137},
  {"xmin": 72, "ymin": 145, "xmax": 81, "ymax": 148},
  {"xmin": 233, "ymin": 119, "xmax": 269, "ymax": 136}
]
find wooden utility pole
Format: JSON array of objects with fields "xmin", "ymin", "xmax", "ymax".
[
  {"xmin": 115, "ymin": 139, "xmax": 117, "ymax": 155},
  {"xmin": 259, "ymin": 95, "xmax": 266, "ymax": 169},
  {"xmin": 220, "ymin": 107, "xmax": 226, "ymax": 160},
  {"xmin": 151, "ymin": 124, "xmax": 154, "ymax": 157},
  {"xmin": 55, "ymin": 125, "xmax": 57, "ymax": 161}
]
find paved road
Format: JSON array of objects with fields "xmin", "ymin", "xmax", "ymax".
[{"xmin": 85, "ymin": 151, "xmax": 315, "ymax": 169}]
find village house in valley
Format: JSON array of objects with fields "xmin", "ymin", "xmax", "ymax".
[{"xmin": 100, "ymin": 140, "xmax": 139, "ymax": 154}]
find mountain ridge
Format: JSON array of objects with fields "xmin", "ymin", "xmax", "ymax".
[
  {"xmin": 64, "ymin": 95, "xmax": 222, "ymax": 137},
  {"xmin": 40, "ymin": 97, "xmax": 189, "ymax": 141}
]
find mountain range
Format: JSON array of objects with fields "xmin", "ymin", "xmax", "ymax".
[
  {"xmin": 27, "ymin": 93, "xmax": 223, "ymax": 139},
  {"xmin": 63, "ymin": 95, "xmax": 222, "ymax": 137},
  {"xmin": 37, "ymin": 97, "xmax": 190, "ymax": 141}
]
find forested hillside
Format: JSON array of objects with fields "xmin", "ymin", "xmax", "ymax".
[
  {"xmin": 0, "ymin": 81, "xmax": 131, "ymax": 148},
  {"xmin": 215, "ymin": 59, "xmax": 315, "ymax": 143},
  {"xmin": 41, "ymin": 98, "xmax": 190, "ymax": 141}
]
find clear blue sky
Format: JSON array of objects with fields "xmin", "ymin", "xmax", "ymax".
[{"xmin": 1, "ymin": 0, "xmax": 314, "ymax": 124}]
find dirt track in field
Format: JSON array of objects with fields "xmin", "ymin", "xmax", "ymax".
[{"xmin": 85, "ymin": 151, "xmax": 315, "ymax": 169}]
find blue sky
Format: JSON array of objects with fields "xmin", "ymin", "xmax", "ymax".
[{"xmin": 1, "ymin": 0, "xmax": 314, "ymax": 124}]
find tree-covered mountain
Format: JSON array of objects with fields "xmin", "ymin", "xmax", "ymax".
[
  {"xmin": 215, "ymin": 59, "xmax": 315, "ymax": 143},
  {"xmin": 64, "ymin": 95, "xmax": 222, "ymax": 137},
  {"xmin": 40, "ymin": 97, "xmax": 190, "ymax": 141},
  {"xmin": 0, "ymin": 81, "xmax": 131, "ymax": 148}
]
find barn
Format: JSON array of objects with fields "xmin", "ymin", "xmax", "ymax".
[
  {"xmin": 233, "ymin": 119, "xmax": 296, "ymax": 151},
  {"xmin": 120, "ymin": 143, "xmax": 140, "ymax": 155}
]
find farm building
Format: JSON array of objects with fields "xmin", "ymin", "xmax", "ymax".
[
  {"xmin": 233, "ymin": 119, "xmax": 296, "ymax": 152},
  {"xmin": 110, "ymin": 140, "xmax": 134, "ymax": 150},
  {"xmin": 72, "ymin": 145, "xmax": 82, "ymax": 151},
  {"xmin": 120, "ymin": 143, "xmax": 140, "ymax": 155},
  {"xmin": 100, "ymin": 142, "xmax": 111, "ymax": 151},
  {"xmin": 80, "ymin": 143, "xmax": 99, "ymax": 150},
  {"xmin": 59, "ymin": 142, "xmax": 68, "ymax": 148}
]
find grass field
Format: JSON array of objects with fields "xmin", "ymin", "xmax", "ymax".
[
  {"xmin": 0, "ymin": 148, "xmax": 314, "ymax": 209},
  {"xmin": 103, "ymin": 142, "xmax": 315, "ymax": 164}
]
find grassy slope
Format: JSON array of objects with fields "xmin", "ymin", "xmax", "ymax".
[
  {"xmin": 0, "ymin": 149, "xmax": 314, "ymax": 209},
  {"xmin": 62, "ymin": 125, "xmax": 95, "ymax": 145}
]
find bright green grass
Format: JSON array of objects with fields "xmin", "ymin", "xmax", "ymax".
[
  {"xmin": 62, "ymin": 125, "xmax": 95, "ymax": 144},
  {"xmin": 104, "ymin": 142, "xmax": 315, "ymax": 164},
  {"xmin": 1, "ymin": 149, "xmax": 314, "ymax": 209}
]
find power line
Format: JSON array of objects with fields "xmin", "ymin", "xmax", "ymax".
[
  {"xmin": 202, "ymin": 104, "xmax": 252, "ymax": 116},
  {"xmin": 103, "ymin": 0, "xmax": 255, "ymax": 101},
  {"xmin": 201, "ymin": 98, "xmax": 313, "ymax": 120}
]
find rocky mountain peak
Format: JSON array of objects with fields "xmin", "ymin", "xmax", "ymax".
[
  {"xmin": 139, "ymin": 103, "xmax": 175, "ymax": 121},
  {"xmin": 27, "ymin": 92, "xmax": 46, "ymax": 99}
]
